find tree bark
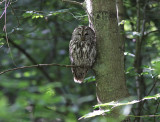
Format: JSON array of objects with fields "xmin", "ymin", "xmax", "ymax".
[{"xmin": 85, "ymin": 0, "xmax": 129, "ymax": 120}]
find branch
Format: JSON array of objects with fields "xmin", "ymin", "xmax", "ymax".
[
  {"xmin": 0, "ymin": 63, "xmax": 76, "ymax": 75},
  {"xmin": 135, "ymin": 1, "xmax": 149, "ymax": 121},
  {"xmin": 144, "ymin": 30, "xmax": 159, "ymax": 37},
  {"xmin": 62, "ymin": 0, "xmax": 83, "ymax": 6},
  {"xmin": 116, "ymin": 0, "xmax": 124, "ymax": 24},
  {"xmin": 138, "ymin": 77, "xmax": 158, "ymax": 114},
  {"xmin": 3, "ymin": 37, "xmax": 53, "ymax": 82},
  {"xmin": 128, "ymin": 114, "xmax": 160, "ymax": 118},
  {"xmin": 134, "ymin": 0, "xmax": 147, "ymax": 121}
]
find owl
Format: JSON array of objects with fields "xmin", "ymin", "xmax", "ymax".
[{"xmin": 69, "ymin": 26, "xmax": 96, "ymax": 83}]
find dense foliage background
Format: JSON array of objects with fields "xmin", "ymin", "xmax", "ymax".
[{"xmin": 0, "ymin": 0, "xmax": 160, "ymax": 122}]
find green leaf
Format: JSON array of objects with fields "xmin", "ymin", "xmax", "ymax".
[
  {"xmin": 84, "ymin": 76, "xmax": 96, "ymax": 83},
  {"xmin": 126, "ymin": 31, "xmax": 141, "ymax": 38},
  {"xmin": 78, "ymin": 110, "xmax": 111, "ymax": 120},
  {"xmin": 118, "ymin": 20, "xmax": 126, "ymax": 25},
  {"xmin": 32, "ymin": 14, "xmax": 44, "ymax": 19},
  {"xmin": 141, "ymin": 65, "xmax": 149, "ymax": 68},
  {"xmin": 23, "ymin": 11, "xmax": 44, "ymax": 19},
  {"xmin": 23, "ymin": 11, "xmax": 34, "ymax": 18},
  {"xmin": 80, "ymin": 94, "xmax": 160, "ymax": 119},
  {"xmin": 143, "ymin": 94, "xmax": 160, "ymax": 100},
  {"xmin": 47, "ymin": 9, "xmax": 71, "ymax": 17},
  {"xmin": 124, "ymin": 52, "xmax": 135, "ymax": 57},
  {"xmin": 126, "ymin": 66, "xmax": 134, "ymax": 72},
  {"xmin": 45, "ymin": 88, "xmax": 55, "ymax": 96},
  {"xmin": 153, "ymin": 61, "xmax": 160, "ymax": 74},
  {"xmin": 140, "ymin": 72, "xmax": 149, "ymax": 75},
  {"xmin": 0, "ymin": 38, "xmax": 5, "ymax": 45}
]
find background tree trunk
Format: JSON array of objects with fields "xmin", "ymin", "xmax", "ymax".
[{"xmin": 85, "ymin": 0, "xmax": 129, "ymax": 120}]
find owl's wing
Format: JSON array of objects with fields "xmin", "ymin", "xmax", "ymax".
[
  {"xmin": 69, "ymin": 40, "xmax": 75, "ymax": 65},
  {"xmin": 91, "ymin": 40, "xmax": 97, "ymax": 63}
]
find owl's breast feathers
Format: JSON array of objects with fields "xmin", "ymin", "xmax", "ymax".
[{"xmin": 70, "ymin": 41, "xmax": 95, "ymax": 66}]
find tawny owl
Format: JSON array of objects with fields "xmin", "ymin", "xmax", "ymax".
[{"xmin": 69, "ymin": 26, "xmax": 96, "ymax": 83}]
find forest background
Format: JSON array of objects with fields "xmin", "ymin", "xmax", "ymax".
[{"xmin": 0, "ymin": 0, "xmax": 160, "ymax": 122}]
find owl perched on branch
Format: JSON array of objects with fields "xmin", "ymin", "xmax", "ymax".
[{"xmin": 69, "ymin": 26, "xmax": 96, "ymax": 83}]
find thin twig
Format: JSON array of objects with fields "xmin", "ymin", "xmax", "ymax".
[
  {"xmin": 144, "ymin": 30, "xmax": 159, "ymax": 37},
  {"xmin": 9, "ymin": 3, "xmax": 20, "ymax": 26},
  {"xmin": 0, "ymin": 63, "xmax": 77, "ymax": 75},
  {"xmin": 128, "ymin": 114, "xmax": 160, "ymax": 118},
  {"xmin": 147, "ymin": 78, "xmax": 158, "ymax": 96},
  {"xmin": 139, "ymin": 78, "xmax": 158, "ymax": 114},
  {"xmin": 0, "ymin": 0, "xmax": 9, "ymax": 19},
  {"xmin": 3, "ymin": 0, "xmax": 17, "ymax": 67},
  {"xmin": 62, "ymin": 0, "xmax": 83, "ymax": 6}
]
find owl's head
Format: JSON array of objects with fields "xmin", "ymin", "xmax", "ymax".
[{"xmin": 72, "ymin": 26, "xmax": 95, "ymax": 41}]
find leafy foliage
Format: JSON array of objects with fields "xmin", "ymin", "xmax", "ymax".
[
  {"xmin": 80, "ymin": 94, "xmax": 160, "ymax": 119},
  {"xmin": 84, "ymin": 76, "xmax": 96, "ymax": 83}
]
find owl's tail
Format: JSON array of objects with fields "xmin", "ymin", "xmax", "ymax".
[{"xmin": 71, "ymin": 67, "xmax": 88, "ymax": 83}]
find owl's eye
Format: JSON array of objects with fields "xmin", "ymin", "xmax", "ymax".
[
  {"xmin": 85, "ymin": 33, "xmax": 88, "ymax": 35},
  {"xmin": 78, "ymin": 33, "xmax": 81, "ymax": 35}
]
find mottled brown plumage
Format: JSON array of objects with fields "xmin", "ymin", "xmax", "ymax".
[{"xmin": 69, "ymin": 26, "xmax": 96, "ymax": 83}]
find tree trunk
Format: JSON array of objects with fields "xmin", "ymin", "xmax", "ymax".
[{"xmin": 85, "ymin": 0, "xmax": 129, "ymax": 120}]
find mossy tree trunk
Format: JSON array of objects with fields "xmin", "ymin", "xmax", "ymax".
[{"xmin": 85, "ymin": 0, "xmax": 129, "ymax": 120}]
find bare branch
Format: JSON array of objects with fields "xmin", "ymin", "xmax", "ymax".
[
  {"xmin": 0, "ymin": 64, "xmax": 89, "ymax": 75},
  {"xmin": 0, "ymin": 63, "xmax": 75, "ymax": 75},
  {"xmin": 62, "ymin": 0, "xmax": 83, "ymax": 6}
]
